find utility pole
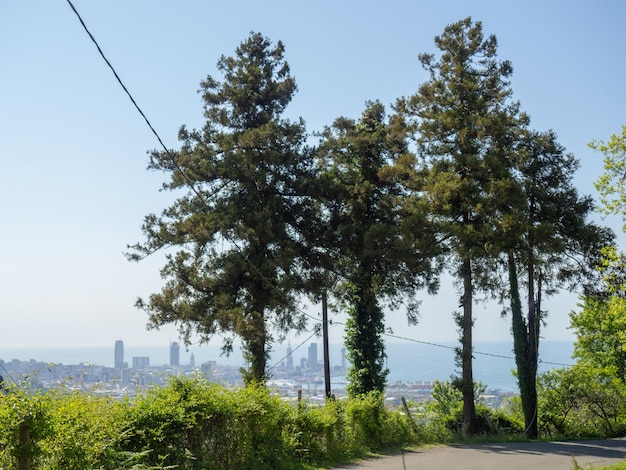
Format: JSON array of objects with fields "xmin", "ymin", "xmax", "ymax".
[{"xmin": 322, "ymin": 290, "xmax": 332, "ymax": 399}]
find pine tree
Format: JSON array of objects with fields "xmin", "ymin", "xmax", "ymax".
[
  {"xmin": 127, "ymin": 32, "xmax": 314, "ymax": 384},
  {"xmin": 315, "ymin": 101, "xmax": 439, "ymax": 396},
  {"xmin": 399, "ymin": 18, "xmax": 522, "ymax": 435},
  {"xmin": 506, "ymin": 130, "xmax": 611, "ymax": 438}
]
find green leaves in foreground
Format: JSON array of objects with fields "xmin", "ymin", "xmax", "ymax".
[{"xmin": 0, "ymin": 377, "xmax": 416, "ymax": 470}]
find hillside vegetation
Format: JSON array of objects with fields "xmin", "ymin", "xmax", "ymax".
[{"xmin": 2, "ymin": 373, "xmax": 625, "ymax": 469}]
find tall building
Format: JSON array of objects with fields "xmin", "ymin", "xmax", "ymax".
[
  {"xmin": 308, "ymin": 342, "xmax": 318, "ymax": 371},
  {"xmin": 286, "ymin": 341, "xmax": 293, "ymax": 370},
  {"xmin": 114, "ymin": 339, "xmax": 124, "ymax": 369},
  {"xmin": 170, "ymin": 341, "xmax": 180, "ymax": 367},
  {"xmin": 189, "ymin": 353, "xmax": 195, "ymax": 369}
]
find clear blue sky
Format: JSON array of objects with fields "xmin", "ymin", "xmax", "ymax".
[{"xmin": 1, "ymin": 1, "xmax": 624, "ymax": 349}]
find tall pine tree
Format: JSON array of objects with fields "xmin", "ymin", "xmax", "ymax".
[
  {"xmin": 398, "ymin": 18, "xmax": 523, "ymax": 434},
  {"xmin": 315, "ymin": 101, "xmax": 439, "ymax": 396},
  {"xmin": 127, "ymin": 33, "xmax": 314, "ymax": 384},
  {"xmin": 507, "ymin": 129, "xmax": 612, "ymax": 438}
]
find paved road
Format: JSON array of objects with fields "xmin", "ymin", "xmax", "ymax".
[{"xmin": 333, "ymin": 438, "xmax": 626, "ymax": 470}]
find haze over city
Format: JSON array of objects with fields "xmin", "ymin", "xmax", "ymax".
[{"xmin": 2, "ymin": 1, "xmax": 624, "ymax": 349}]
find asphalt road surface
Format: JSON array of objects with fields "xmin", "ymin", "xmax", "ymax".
[{"xmin": 333, "ymin": 438, "xmax": 626, "ymax": 470}]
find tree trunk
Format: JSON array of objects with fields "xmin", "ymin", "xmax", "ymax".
[
  {"xmin": 507, "ymin": 251, "xmax": 538, "ymax": 439},
  {"xmin": 461, "ymin": 254, "xmax": 477, "ymax": 436},
  {"xmin": 345, "ymin": 284, "xmax": 387, "ymax": 396},
  {"xmin": 241, "ymin": 308, "xmax": 267, "ymax": 385},
  {"xmin": 525, "ymin": 262, "xmax": 539, "ymax": 438},
  {"xmin": 241, "ymin": 276, "xmax": 269, "ymax": 385}
]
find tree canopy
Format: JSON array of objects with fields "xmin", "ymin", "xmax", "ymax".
[
  {"xmin": 397, "ymin": 17, "xmax": 523, "ymax": 435},
  {"xmin": 592, "ymin": 126, "xmax": 626, "ymax": 231},
  {"xmin": 128, "ymin": 32, "xmax": 314, "ymax": 383},
  {"xmin": 504, "ymin": 128, "xmax": 611, "ymax": 438},
  {"xmin": 314, "ymin": 101, "xmax": 440, "ymax": 396},
  {"xmin": 127, "ymin": 24, "xmax": 614, "ymax": 406}
]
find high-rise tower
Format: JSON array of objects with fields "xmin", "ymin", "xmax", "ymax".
[
  {"xmin": 114, "ymin": 339, "xmax": 124, "ymax": 369},
  {"xmin": 308, "ymin": 342, "xmax": 318, "ymax": 371},
  {"xmin": 170, "ymin": 341, "xmax": 180, "ymax": 367},
  {"xmin": 286, "ymin": 341, "xmax": 294, "ymax": 370}
]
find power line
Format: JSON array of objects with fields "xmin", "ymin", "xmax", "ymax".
[
  {"xmin": 65, "ymin": 0, "xmax": 170, "ymax": 155},
  {"xmin": 329, "ymin": 319, "xmax": 574, "ymax": 368},
  {"xmin": 0, "ymin": 362, "xmax": 18, "ymax": 387},
  {"xmin": 267, "ymin": 327, "xmax": 319, "ymax": 374}
]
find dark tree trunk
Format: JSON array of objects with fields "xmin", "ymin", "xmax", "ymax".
[
  {"xmin": 461, "ymin": 254, "xmax": 477, "ymax": 436},
  {"xmin": 508, "ymin": 251, "xmax": 538, "ymax": 439},
  {"xmin": 242, "ymin": 308, "xmax": 267, "ymax": 385},
  {"xmin": 241, "ymin": 273, "xmax": 269, "ymax": 385}
]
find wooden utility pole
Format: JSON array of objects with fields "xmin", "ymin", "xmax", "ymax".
[{"xmin": 322, "ymin": 291, "xmax": 332, "ymax": 399}]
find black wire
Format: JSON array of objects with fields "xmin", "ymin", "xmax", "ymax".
[
  {"xmin": 267, "ymin": 328, "xmax": 320, "ymax": 374},
  {"xmin": 0, "ymin": 362, "xmax": 18, "ymax": 386},
  {"xmin": 329, "ymin": 319, "xmax": 574, "ymax": 368},
  {"xmin": 65, "ymin": 0, "xmax": 170, "ymax": 155}
]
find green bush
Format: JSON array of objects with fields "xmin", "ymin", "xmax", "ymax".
[
  {"xmin": 0, "ymin": 376, "xmax": 426, "ymax": 469},
  {"xmin": 291, "ymin": 397, "xmax": 349, "ymax": 463},
  {"xmin": 42, "ymin": 390, "xmax": 128, "ymax": 469},
  {"xmin": 345, "ymin": 392, "xmax": 416, "ymax": 452},
  {"xmin": 121, "ymin": 377, "xmax": 296, "ymax": 469},
  {"xmin": 0, "ymin": 386, "xmax": 51, "ymax": 468},
  {"xmin": 412, "ymin": 380, "xmax": 524, "ymax": 440},
  {"xmin": 538, "ymin": 365, "xmax": 626, "ymax": 439},
  {"xmin": 0, "ymin": 385, "xmax": 129, "ymax": 469}
]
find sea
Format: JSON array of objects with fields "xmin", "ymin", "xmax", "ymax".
[{"xmin": 0, "ymin": 340, "xmax": 574, "ymax": 393}]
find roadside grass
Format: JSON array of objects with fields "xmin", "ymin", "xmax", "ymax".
[{"xmin": 572, "ymin": 456, "xmax": 626, "ymax": 470}]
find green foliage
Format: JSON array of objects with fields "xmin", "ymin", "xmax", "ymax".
[
  {"xmin": 42, "ymin": 389, "xmax": 128, "ymax": 469},
  {"xmin": 413, "ymin": 381, "xmax": 522, "ymax": 440},
  {"xmin": 0, "ymin": 377, "xmax": 422, "ymax": 469},
  {"xmin": 345, "ymin": 392, "xmax": 385, "ymax": 450},
  {"xmin": 595, "ymin": 246, "xmax": 626, "ymax": 297},
  {"xmin": 127, "ymin": 32, "xmax": 315, "ymax": 383},
  {"xmin": 122, "ymin": 377, "xmax": 295, "ymax": 469},
  {"xmin": 290, "ymin": 397, "xmax": 349, "ymax": 463},
  {"xmin": 315, "ymin": 102, "xmax": 439, "ymax": 397},
  {"xmin": 0, "ymin": 386, "xmax": 51, "ymax": 468},
  {"xmin": 0, "ymin": 385, "xmax": 131, "ymax": 470},
  {"xmin": 343, "ymin": 287, "xmax": 388, "ymax": 397},
  {"xmin": 537, "ymin": 365, "xmax": 626, "ymax": 439},
  {"xmin": 591, "ymin": 125, "xmax": 626, "ymax": 229},
  {"xmin": 398, "ymin": 16, "xmax": 525, "ymax": 435},
  {"xmin": 570, "ymin": 295, "xmax": 626, "ymax": 382}
]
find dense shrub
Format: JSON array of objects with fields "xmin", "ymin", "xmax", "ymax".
[
  {"xmin": 290, "ymin": 396, "xmax": 349, "ymax": 463},
  {"xmin": 0, "ymin": 386, "xmax": 51, "ymax": 468},
  {"xmin": 42, "ymin": 389, "xmax": 128, "ymax": 469},
  {"xmin": 538, "ymin": 365, "xmax": 626, "ymax": 439},
  {"xmin": 0, "ymin": 376, "xmax": 417, "ymax": 469},
  {"xmin": 121, "ymin": 377, "xmax": 296, "ymax": 469},
  {"xmin": 409, "ymin": 380, "xmax": 523, "ymax": 440},
  {"xmin": 0, "ymin": 385, "xmax": 128, "ymax": 469}
]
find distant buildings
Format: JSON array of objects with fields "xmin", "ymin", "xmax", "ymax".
[
  {"xmin": 132, "ymin": 356, "xmax": 150, "ymax": 369},
  {"xmin": 286, "ymin": 341, "xmax": 293, "ymax": 370},
  {"xmin": 170, "ymin": 341, "xmax": 180, "ymax": 367},
  {"xmin": 308, "ymin": 342, "xmax": 318, "ymax": 371},
  {"xmin": 114, "ymin": 339, "xmax": 125, "ymax": 369}
]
